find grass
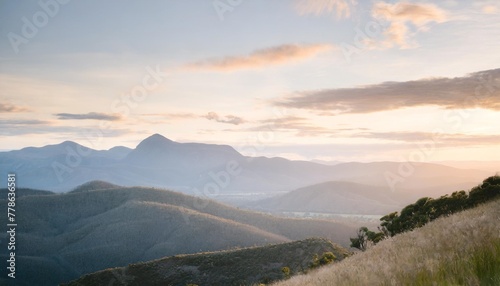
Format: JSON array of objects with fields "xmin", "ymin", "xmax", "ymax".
[
  {"xmin": 405, "ymin": 239, "xmax": 500, "ymax": 286},
  {"xmin": 274, "ymin": 199, "xmax": 500, "ymax": 286}
]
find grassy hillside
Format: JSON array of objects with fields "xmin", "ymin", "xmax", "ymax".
[
  {"xmin": 0, "ymin": 182, "xmax": 355, "ymax": 286},
  {"xmin": 273, "ymin": 198, "xmax": 500, "ymax": 286},
  {"xmin": 64, "ymin": 238, "xmax": 349, "ymax": 286}
]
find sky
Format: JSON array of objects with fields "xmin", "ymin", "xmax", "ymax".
[{"xmin": 0, "ymin": 0, "xmax": 499, "ymax": 162}]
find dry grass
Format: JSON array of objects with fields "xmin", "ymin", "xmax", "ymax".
[{"xmin": 274, "ymin": 199, "xmax": 500, "ymax": 286}]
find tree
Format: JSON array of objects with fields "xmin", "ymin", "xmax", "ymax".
[
  {"xmin": 350, "ymin": 227, "xmax": 369, "ymax": 251},
  {"xmin": 319, "ymin": 252, "xmax": 336, "ymax": 265},
  {"xmin": 380, "ymin": 212, "xmax": 400, "ymax": 237},
  {"xmin": 350, "ymin": 227, "xmax": 385, "ymax": 251},
  {"xmin": 366, "ymin": 230, "xmax": 385, "ymax": 244},
  {"xmin": 376, "ymin": 175, "xmax": 500, "ymax": 240}
]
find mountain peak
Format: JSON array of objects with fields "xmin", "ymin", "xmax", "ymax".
[
  {"xmin": 147, "ymin": 133, "xmax": 171, "ymax": 141},
  {"xmin": 135, "ymin": 133, "xmax": 175, "ymax": 150}
]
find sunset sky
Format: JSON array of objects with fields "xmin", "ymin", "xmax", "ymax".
[{"xmin": 1, "ymin": 0, "xmax": 499, "ymax": 161}]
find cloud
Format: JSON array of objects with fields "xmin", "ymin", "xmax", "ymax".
[
  {"xmin": 0, "ymin": 103, "xmax": 30, "ymax": 113},
  {"xmin": 0, "ymin": 119, "xmax": 129, "ymax": 136},
  {"xmin": 371, "ymin": 1, "xmax": 448, "ymax": 48},
  {"xmin": 294, "ymin": 0, "xmax": 356, "ymax": 19},
  {"xmin": 156, "ymin": 113, "xmax": 197, "ymax": 119},
  {"xmin": 0, "ymin": 119, "xmax": 50, "ymax": 125},
  {"xmin": 203, "ymin": 112, "xmax": 246, "ymax": 125},
  {"xmin": 249, "ymin": 116, "xmax": 333, "ymax": 137},
  {"xmin": 354, "ymin": 131, "xmax": 500, "ymax": 146},
  {"xmin": 137, "ymin": 113, "xmax": 198, "ymax": 125},
  {"xmin": 185, "ymin": 44, "xmax": 332, "ymax": 71},
  {"xmin": 55, "ymin": 112, "xmax": 122, "ymax": 121},
  {"xmin": 274, "ymin": 68, "xmax": 500, "ymax": 114}
]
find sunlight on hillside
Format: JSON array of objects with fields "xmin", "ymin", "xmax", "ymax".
[{"xmin": 274, "ymin": 199, "xmax": 500, "ymax": 286}]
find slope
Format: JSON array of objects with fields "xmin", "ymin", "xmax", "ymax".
[
  {"xmin": 64, "ymin": 238, "xmax": 350, "ymax": 286},
  {"xmin": 274, "ymin": 198, "xmax": 500, "ymax": 286},
  {"xmin": 247, "ymin": 180, "xmax": 480, "ymax": 216},
  {"xmin": 249, "ymin": 181, "xmax": 405, "ymax": 215}
]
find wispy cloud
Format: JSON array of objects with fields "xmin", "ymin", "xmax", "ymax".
[
  {"xmin": 0, "ymin": 119, "xmax": 129, "ymax": 136},
  {"xmin": 294, "ymin": 0, "xmax": 356, "ymax": 19},
  {"xmin": 203, "ymin": 112, "xmax": 246, "ymax": 125},
  {"xmin": 140, "ymin": 112, "xmax": 197, "ymax": 120},
  {"xmin": 274, "ymin": 68, "xmax": 500, "ymax": 114},
  {"xmin": 185, "ymin": 44, "xmax": 332, "ymax": 71},
  {"xmin": 355, "ymin": 131, "xmax": 500, "ymax": 146},
  {"xmin": 371, "ymin": 1, "xmax": 448, "ymax": 49},
  {"xmin": 0, "ymin": 103, "xmax": 30, "ymax": 113},
  {"xmin": 55, "ymin": 112, "xmax": 122, "ymax": 121},
  {"xmin": 249, "ymin": 116, "xmax": 333, "ymax": 137},
  {"xmin": 0, "ymin": 119, "xmax": 50, "ymax": 125}
]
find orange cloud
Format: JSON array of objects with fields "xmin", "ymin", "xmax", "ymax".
[
  {"xmin": 372, "ymin": 1, "xmax": 447, "ymax": 48},
  {"xmin": 185, "ymin": 44, "xmax": 332, "ymax": 71},
  {"xmin": 0, "ymin": 103, "xmax": 30, "ymax": 113}
]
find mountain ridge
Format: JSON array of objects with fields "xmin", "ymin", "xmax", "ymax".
[
  {"xmin": 0, "ymin": 134, "xmax": 492, "ymax": 197},
  {"xmin": 63, "ymin": 237, "xmax": 349, "ymax": 286}
]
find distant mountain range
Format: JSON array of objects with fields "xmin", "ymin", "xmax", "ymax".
[
  {"xmin": 0, "ymin": 134, "xmax": 493, "ymax": 198},
  {"xmin": 0, "ymin": 181, "xmax": 355, "ymax": 286}
]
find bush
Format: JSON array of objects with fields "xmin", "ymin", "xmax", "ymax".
[{"xmin": 319, "ymin": 252, "xmax": 336, "ymax": 265}]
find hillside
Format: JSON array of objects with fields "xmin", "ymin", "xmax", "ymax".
[
  {"xmin": 64, "ymin": 238, "xmax": 349, "ymax": 286},
  {"xmin": 273, "ymin": 198, "xmax": 500, "ymax": 286},
  {"xmin": 248, "ymin": 181, "xmax": 405, "ymax": 215},
  {"xmin": 0, "ymin": 182, "xmax": 355, "ymax": 286},
  {"xmin": 247, "ymin": 180, "xmax": 482, "ymax": 216}
]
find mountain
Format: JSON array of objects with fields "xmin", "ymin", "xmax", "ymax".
[
  {"xmin": 273, "ymin": 198, "xmax": 500, "ymax": 286},
  {"xmin": 246, "ymin": 180, "xmax": 483, "ymax": 216},
  {"xmin": 436, "ymin": 160, "xmax": 500, "ymax": 173},
  {"xmin": 63, "ymin": 238, "xmax": 349, "ymax": 286},
  {"xmin": 0, "ymin": 140, "xmax": 133, "ymax": 192},
  {"xmin": 0, "ymin": 134, "xmax": 491, "ymax": 197},
  {"xmin": 69, "ymin": 180, "xmax": 121, "ymax": 193},
  {"xmin": 248, "ymin": 181, "xmax": 406, "ymax": 215},
  {"xmin": 125, "ymin": 133, "xmax": 242, "ymax": 171},
  {"xmin": 0, "ymin": 182, "xmax": 355, "ymax": 286}
]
